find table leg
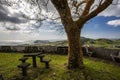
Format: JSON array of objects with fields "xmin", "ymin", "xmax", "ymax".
[{"xmin": 32, "ymin": 56, "xmax": 37, "ymax": 67}]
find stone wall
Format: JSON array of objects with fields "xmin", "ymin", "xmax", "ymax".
[
  {"xmin": 0, "ymin": 46, "xmax": 59, "ymax": 53},
  {"xmin": 0, "ymin": 46, "xmax": 119, "ymax": 61},
  {"xmin": 0, "ymin": 46, "xmax": 11, "ymax": 52},
  {"xmin": 90, "ymin": 47, "xmax": 120, "ymax": 60},
  {"xmin": 39, "ymin": 46, "xmax": 58, "ymax": 53},
  {"xmin": 57, "ymin": 46, "xmax": 68, "ymax": 54}
]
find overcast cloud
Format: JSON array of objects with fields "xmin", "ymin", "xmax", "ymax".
[
  {"xmin": 0, "ymin": 5, "xmax": 27, "ymax": 23},
  {"xmin": 0, "ymin": 0, "xmax": 120, "ymax": 41},
  {"xmin": 99, "ymin": 3, "xmax": 120, "ymax": 17}
]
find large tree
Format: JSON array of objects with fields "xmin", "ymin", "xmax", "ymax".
[
  {"xmin": 0, "ymin": 0, "xmax": 114, "ymax": 69},
  {"xmin": 50, "ymin": 0, "xmax": 113, "ymax": 69}
]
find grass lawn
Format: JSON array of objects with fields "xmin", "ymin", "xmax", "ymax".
[{"xmin": 0, "ymin": 53, "xmax": 120, "ymax": 80}]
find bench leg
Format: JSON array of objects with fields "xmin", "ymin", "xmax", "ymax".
[
  {"xmin": 32, "ymin": 57, "xmax": 37, "ymax": 67},
  {"xmin": 0, "ymin": 74, "xmax": 4, "ymax": 80},
  {"xmin": 22, "ymin": 68, "xmax": 27, "ymax": 76},
  {"xmin": 45, "ymin": 62, "xmax": 49, "ymax": 69},
  {"xmin": 22, "ymin": 61, "xmax": 26, "ymax": 63},
  {"xmin": 40, "ymin": 57, "xmax": 43, "ymax": 62}
]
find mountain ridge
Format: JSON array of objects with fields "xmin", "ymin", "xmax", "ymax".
[{"xmin": 0, "ymin": 37, "xmax": 119, "ymax": 47}]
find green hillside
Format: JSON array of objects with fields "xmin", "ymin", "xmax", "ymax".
[
  {"xmin": 40, "ymin": 37, "xmax": 120, "ymax": 49},
  {"xmin": 86, "ymin": 38, "xmax": 120, "ymax": 48}
]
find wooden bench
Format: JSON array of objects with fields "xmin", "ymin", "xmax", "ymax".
[
  {"xmin": 0, "ymin": 74, "xmax": 4, "ymax": 80},
  {"xmin": 42, "ymin": 59, "xmax": 51, "ymax": 68},
  {"xmin": 19, "ymin": 57, "xmax": 28, "ymax": 63},
  {"xmin": 17, "ymin": 63, "xmax": 30, "ymax": 76},
  {"xmin": 37, "ymin": 54, "xmax": 45, "ymax": 62},
  {"xmin": 37, "ymin": 53, "xmax": 51, "ymax": 68},
  {"xmin": 111, "ymin": 51, "xmax": 120, "ymax": 63}
]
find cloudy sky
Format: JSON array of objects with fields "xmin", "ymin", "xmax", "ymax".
[{"xmin": 0, "ymin": 0, "xmax": 120, "ymax": 41}]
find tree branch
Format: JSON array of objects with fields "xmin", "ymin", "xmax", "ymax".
[
  {"xmin": 76, "ymin": 0, "xmax": 113, "ymax": 26},
  {"xmin": 71, "ymin": 0, "xmax": 86, "ymax": 15},
  {"xmin": 81, "ymin": 0, "xmax": 95, "ymax": 16},
  {"xmin": 51, "ymin": 0, "xmax": 73, "ymax": 29},
  {"xmin": 84, "ymin": 0, "xmax": 113, "ymax": 21}
]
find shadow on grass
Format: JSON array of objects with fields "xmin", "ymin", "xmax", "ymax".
[
  {"xmin": 1, "ymin": 53, "xmax": 120, "ymax": 80},
  {"xmin": 84, "ymin": 66, "xmax": 117, "ymax": 80},
  {"xmin": 9, "ymin": 65, "xmax": 119, "ymax": 80}
]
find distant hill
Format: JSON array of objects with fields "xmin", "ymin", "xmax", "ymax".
[
  {"xmin": 34, "ymin": 40, "xmax": 50, "ymax": 44},
  {"xmin": 96, "ymin": 38, "xmax": 112, "ymax": 43},
  {"xmin": 48, "ymin": 40, "xmax": 68, "ymax": 46},
  {"xmin": 0, "ymin": 37, "xmax": 119, "ymax": 49},
  {"xmin": 42, "ymin": 37, "xmax": 120, "ymax": 49}
]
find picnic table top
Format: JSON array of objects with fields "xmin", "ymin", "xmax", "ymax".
[{"xmin": 24, "ymin": 53, "xmax": 40, "ymax": 57}]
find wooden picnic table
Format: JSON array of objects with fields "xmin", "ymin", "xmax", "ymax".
[{"xmin": 24, "ymin": 53, "xmax": 40, "ymax": 67}]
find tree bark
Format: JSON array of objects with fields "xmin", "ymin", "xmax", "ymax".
[
  {"xmin": 67, "ymin": 25, "xmax": 84, "ymax": 69},
  {"xmin": 51, "ymin": 0, "xmax": 84, "ymax": 69}
]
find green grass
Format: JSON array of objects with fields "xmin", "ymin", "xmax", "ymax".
[{"xmin": 0, "ymin": 53, "xmax": 120, "ymax": 80}]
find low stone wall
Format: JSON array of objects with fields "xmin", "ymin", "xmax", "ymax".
[
  {"xmin": 39, "ymin": 46, "xmax": 58, "ymax": 53},
  {"xmin": 0, "ymin": 46, "xmax": 119, "ymax": 61},
  {"xmin": 57, "ymin": 46, "xmax": 68, "ymax": 54},
  {"xmin": 0, "ymin": 46, "xmax": 59, "ymax": 53},
  {"xmin": 90, "ymin": 47, "xmax": 120, "ymax": 60},
  {"xmin": 0, "ymin": 46, "xmax": 11, "ymax": 52}
]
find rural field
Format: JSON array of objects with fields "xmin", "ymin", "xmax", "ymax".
[{"xmin": 0, "ymin": 53, "xmax": 120, "ymax": 80}]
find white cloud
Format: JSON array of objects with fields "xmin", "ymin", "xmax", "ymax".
[
  {"xmin": 99, "ymin": 1, "xmax": 120, "ymax": 17},
  {"xmin": 0, "ymin": 30, "xmax": 66, "ymax": 41},
  {"xmin": 107, "ymin": 19, "xmax": 120, "ymax": 27}
]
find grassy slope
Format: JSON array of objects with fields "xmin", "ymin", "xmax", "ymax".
[
  {"xmin": 0, "ymin": 53, "xmax": 120, "ymax": 80},
  {"xmin": 43, "ymin": 38, "xmax": 120, "ymax": 49}
]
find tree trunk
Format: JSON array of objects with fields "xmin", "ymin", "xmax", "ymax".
[
  {"xmin": 67, "ymin": 26, "xmax": 84, "ymax": 69},
  {"xmin": 51, "ymin": 0, "xmax": 85, "ymax": 69}
]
